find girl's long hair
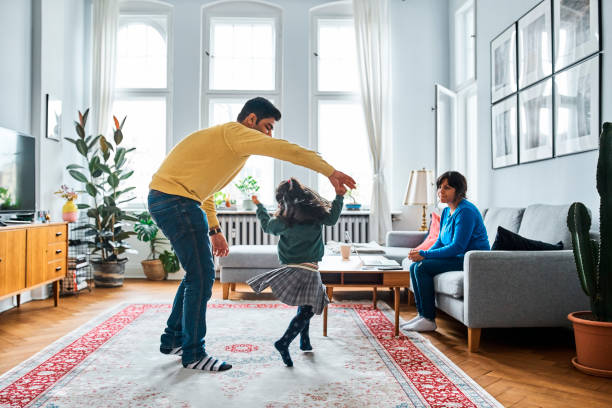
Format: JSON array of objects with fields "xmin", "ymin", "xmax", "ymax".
[{"xmin": 275, "ymin": 178, "xmax": 331, "ymax": 227}]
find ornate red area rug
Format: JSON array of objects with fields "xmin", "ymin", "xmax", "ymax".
[{"xmin": 0, "ymin": 302, "xmax": 501, "ymax": 407}]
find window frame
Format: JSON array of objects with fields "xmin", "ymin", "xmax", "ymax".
[
  {"xmin": 201, "ymin": 2, "xmax": 282, "ymax": 203},
  {"xmin": 114, "ymin": 2, "xmax": 174, "ymax": 209},
  {"xmin": 309, "ymin": 6, "xmax": 369, "ymax": 202},
  {"xmin": 454, "ymin": 0, "xmax": 476, "ymax": 90}
]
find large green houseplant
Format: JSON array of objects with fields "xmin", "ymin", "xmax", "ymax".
[
  {"xmin": 567, "ymin": 122, "xmax": 612, "ymax": 377},
  {"xmin": 65, "ymin": 109, "xmax": 138, "ymax": 288},
  {"xmin": 135, "ymin": 211, "xmax": 180, "ymax": 280}
]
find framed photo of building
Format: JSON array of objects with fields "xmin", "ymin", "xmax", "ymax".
[
  {"xmin": 553, "ymin": 0, "xmax": 600, "ymax": 71},
  {"xmin": 519, "ymin": 78, "xmax": 553, "ymax": 163},
  {"xmin": 518, "ymin": 0, "xmax": 552, "ymax": 89},
  {"xmin": 554, "ymin": 55, "xmax": 600, "ymax": 157},
  {"xmin": 491, "ymin": 24, "xmax": 517, "ymax": 103},
  {"xmin": 491, "ymin": 95, "xmax": 518, "ymax": 169}
]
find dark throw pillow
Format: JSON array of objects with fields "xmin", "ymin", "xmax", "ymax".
[{"xmin": 491, "ymin": 226, "xmax": 563, "ymax": 251}]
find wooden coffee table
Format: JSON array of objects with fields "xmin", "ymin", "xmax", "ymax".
[{"xmin": 318, "ymin": 255, "xmax": 411, "ymax": 337}]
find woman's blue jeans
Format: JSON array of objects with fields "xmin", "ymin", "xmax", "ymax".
[
  {"xmin": 410, "ymin": 257, "xmax": 464, "ymax": 320},
  {"xmin": 148, "ymin": 189, "xmax": 215, "ymax": 364}
]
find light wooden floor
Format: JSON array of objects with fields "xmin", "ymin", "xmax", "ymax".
[{"xmin": 1, "ymin": 280, "xmax": 610, "ymax": 407}]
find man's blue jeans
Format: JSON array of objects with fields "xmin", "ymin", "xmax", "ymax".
[
  {"xmin": 409, "ymin": 257, "xmax": 464, "ymax": 320},
  {"xmin": 148, "ymin": 189, "xmax": 215, "ymax": 364}
]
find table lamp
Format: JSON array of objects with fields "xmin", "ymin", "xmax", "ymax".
[{"xmin": 403, "ymin": 168, "xmax": 435, "ymax": 231}]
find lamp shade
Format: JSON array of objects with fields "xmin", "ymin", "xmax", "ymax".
[{"xmin": 403, "ymin": 169, "xmax": 435, "ymax": 206}]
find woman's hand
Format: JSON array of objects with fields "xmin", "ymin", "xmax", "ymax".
[
  {"xmin": 408, "ymin": 248, "xmax": 424, "ymax": 262},
  {"xmin": 251, "ymin": 195, "xmax": 261, "ymax": 206}
]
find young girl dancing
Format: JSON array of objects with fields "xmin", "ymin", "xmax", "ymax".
[{"xmin": 248, "ymin": 178, "xmax": 345, "ymax": 367}]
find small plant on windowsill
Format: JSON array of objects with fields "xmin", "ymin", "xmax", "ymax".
[
  {"xmin": 234, "ymin": 176, "xmax": 260, "ymax": 211},
  {"xmin": 214, "ymin": 191, "xmax": 236, "ymax": 211},
  {"xmin": 345, "ymin": 188, "xmax": 362, "ymax": 211}
]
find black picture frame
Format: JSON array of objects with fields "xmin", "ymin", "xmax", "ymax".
[
  {"xmin": 518, "ymin": 78, "xmax": 554, "ymax": 164},
  {"xmin": 45, "ymin": 94, "xmax": 62, "ymax": 142},
  {"xmin": 517, "ymin": 0, "xmax": 553, "ymax": 90},
  {"xmin": 490, "ymin": 23, "xmax": 517, "ymax": 103},
  {"xmin": 491, "ymin": 95, "xmax": 519, "ymax": 169}
]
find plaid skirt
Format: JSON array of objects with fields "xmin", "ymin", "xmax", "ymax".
[{"xmin": 246, "ymin": 263, "xmax": 329, "ymax": 315}]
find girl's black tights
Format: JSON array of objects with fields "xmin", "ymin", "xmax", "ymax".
[{"xmin": 274, "ymin": 305, "xmax": 314, "ymax": 366}]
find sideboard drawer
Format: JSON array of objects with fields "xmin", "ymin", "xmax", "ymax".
[
  {"xmin": 47, "ymin": 259, "xmax": 66, "ymax": 280},
  {"xmin": 47, "ymin": 225, "xmax": 68, "ymax": 243},
  {"xmin": 47, "ymin": 242, "xmax": 67, "ymax": 262}
]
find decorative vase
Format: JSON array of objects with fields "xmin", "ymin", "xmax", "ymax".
[
  {"xmin": 62, "ymin": 199, "xmax": 78, "ymax": 222},
  {"xmin": 141, "ymin": 259, "xmax": 166, "ymax": 281},
  {"xmin": 568, "ymin": 311, "xmax": 612, "ymax": 377},
  {"xmin": 92, "ymin": 259, "xmax": 127, "ymax": 288}
]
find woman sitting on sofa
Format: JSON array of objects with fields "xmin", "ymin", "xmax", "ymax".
[{"xmin": 402, "ymin": 171, "xmax": 489, "ymax": 332}]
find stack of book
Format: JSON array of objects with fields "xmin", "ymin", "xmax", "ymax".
[{"xmin": 61, "ymin": 255, "xmax": 90, "ymax": 294}]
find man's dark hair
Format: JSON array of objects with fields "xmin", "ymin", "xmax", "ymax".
[
  {"xmin": 236, "ymin": 97, "xmax": 281, "ymax": 123},
  {"xmin": 436, "ymin": 171, "xmax": 468, "ymax": 200}
]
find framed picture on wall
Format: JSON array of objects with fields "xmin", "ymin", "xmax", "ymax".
[
  {"xmin": 491, "ymin": 95, "xmax": 518, "ymax": 169},
  {"xmin": 554, "ymin": 0, "xmax": 600, "ymax": 71},
  {"xmin": 45, "ymin": 94, "xmax": 62, "ymax": 141},
  {"xmin": 518, "ymin": 0, "xmax": 552, "ymax": 89},
  {"xmin": 519, "ymin": 78, "xmax": 553, "ymax": 163},
  {"xmin": 554, "ymin": 55, "xmax": 600, "ymax": 157},
  {"xmin": 491, "ymin": 24, "xmax": 517, "ymax": 103}
]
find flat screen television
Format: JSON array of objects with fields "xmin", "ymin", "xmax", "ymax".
[{"xmin": 0, "ymin": 127, "xmax": 36, "ymax": 213}]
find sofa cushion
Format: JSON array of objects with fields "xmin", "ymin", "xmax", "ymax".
[
  {"xmin": 518, "ymin": 204, "xmax": 572, "ymax": 249},
  {"xmin": 483, "ymin": 207, "xmax": 525, "ymax": 247},
  {"xmin": 414, "ymin": 212, "xmax": 441, "ymax": 251},
  {"xmin": 219, "ymin": 245, "xmax": 281, "ymax": 269},
  {"xmin": 492, "ymin": 226, "xmax": 563, "ymax": 251},
  {"xmin": 433, "ymin": 271, "xmax": 464, "ymax": 298}
]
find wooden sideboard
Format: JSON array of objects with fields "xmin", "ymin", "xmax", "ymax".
[{"xmin": 0, "ymin": 222, "xmax": 68, "ymax": 307}]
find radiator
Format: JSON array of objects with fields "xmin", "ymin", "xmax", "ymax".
[{"xmin": 217, "ymin": 213, "xmax": 369, "ymax": 246}]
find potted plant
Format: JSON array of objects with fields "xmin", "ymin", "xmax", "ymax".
[
  {"xmin": 65, "ymin": 109, "xmax": 138, "ymax": 288},
  {"xmin": 345, "ymin": 189, "xmax": 362, "ymax": 210},
  {"xmin": 234, "ymin": 176, "xmax": 260, "ymax": 211},
  {"xmin": 214, "ymin": 191, "xmax": 236, "ymax": 210},
  {"xmin": 134, "ymin": 211, "xmax": 180, "ymax": 280},
  {"xmin": 566, "ymin": 122, "xmax": 612, "ymax": 377},
  {"xmin": 54, "ymin": 184, "xmax": 79, "ymax": 222}
]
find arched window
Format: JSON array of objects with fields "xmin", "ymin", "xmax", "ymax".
[
  {"xmin": 113, "ymin": 1, "xmax": 173, "ymax": 206},
  {"xmin": 311, "ymin": 2, "xmax": 372, "ymax": 206},
  {"xmin": 202, "ymin": 1, "xmax": 281, "ymax": 204}
]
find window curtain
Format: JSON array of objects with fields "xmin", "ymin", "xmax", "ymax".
[
  {"xmin": 91, "ymin": 0, "xmax": 119, "ymax": 136},
  {"xmin": 352, "ymin": 0, "xmax": 392, "ymax": 243}
]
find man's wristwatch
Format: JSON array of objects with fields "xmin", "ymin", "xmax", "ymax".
[{"xmin": 208, "ymin": 227, "xmax": 222, "ymax": 236}]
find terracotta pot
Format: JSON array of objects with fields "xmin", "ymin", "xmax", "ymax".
[
  {"xmin": 142, "ymin": 259, "xmax": 166, "ymax": 280},
  {"xmin": 92, "ymin": 259, "xmax": 127, "ymax": 288},
  {"xmin": 568, "ymin": 311, "xmax": 612, "ymax": 377},
  {"xmin": 62, "ymin": 200, "xmax": 78, "ymax": 223}
]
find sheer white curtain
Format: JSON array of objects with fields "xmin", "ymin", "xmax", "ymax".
[
  {"xmin": 352, "ymin": 0, "xmax": 392, "ymax": 243},
  {"xmin": 91, "ymin": 0, "xmax": 119, "ymax": 136}
]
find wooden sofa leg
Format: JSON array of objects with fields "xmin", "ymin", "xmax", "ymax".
[
  {"xmin": 230, "ymin": 283, "xmax": 236, "ymax": 292},
  {"xmin": 468, "ymin": 328, "xmax": 481, "ymax": 352},
  {"xmin": 222, "ymin": 283, "xmax": 230, "ymax": 300}
]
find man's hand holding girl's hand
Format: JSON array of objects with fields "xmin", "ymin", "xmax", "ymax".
[
  {"xmin": 335, "ymin": 185, "xmax": 347, "ymax": 196},
  {"xmin": 251, "ymin": 195, "xmax": 261, "ymax": 205}
]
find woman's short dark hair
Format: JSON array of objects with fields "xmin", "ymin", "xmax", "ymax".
[
  {"xmin": 274, "ymin": 177, "xmax": 331, "ymax": 227},
  {"xmin": 237, "ymin": 97, "xmax": 282, "ymax": 123},
  {"xmin": 436, "ymin": 171, "xmax": 468, "ymax": 200}
]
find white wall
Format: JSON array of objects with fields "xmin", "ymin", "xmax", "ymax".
[
  {"xmin": 467, "ymin": 0, "xmax": 610, "ymax": 226},
  {"xmin": 0, "ymin": 0, "xmax": 86, "ymax": 312}
]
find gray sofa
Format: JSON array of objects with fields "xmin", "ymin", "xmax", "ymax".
[{"xmin": 386, "ymin": 204, "xmax": 592, "ymax": 352}]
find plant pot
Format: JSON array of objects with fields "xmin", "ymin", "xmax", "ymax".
[
  {"xmin": 62, "ymin": 199, "xmax": 79, "ymax": 223},
  {"xmin": 568, "ymin": 311, "xmax": 612, "ymax": 377},
  {"xmin": 141, "ymin": 259, "xmax": 166, "ymax": 281},
  {"xmin": 92, "ymin": 259, "xmax": 127, "ymax": 288},
  {"xmin": 345, "ymin": 203, "xmax": 362, "ymax": 211},
  {"xmin": 242, "ymin": 199, "xmax": 255, "ymax": 211}
]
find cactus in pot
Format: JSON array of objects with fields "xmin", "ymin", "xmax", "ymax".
[
  {"xmin": 567, "ymin": 122, "xmax": 612, "ymax": 322},
  {"xmin": 566, "ymin": 123, "xmax": 612, "ymax": 377}
]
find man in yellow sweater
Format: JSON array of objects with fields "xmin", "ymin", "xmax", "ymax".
[{"xmin": 148, "ymin": 97, "xmax": 355, "ymax": 372}]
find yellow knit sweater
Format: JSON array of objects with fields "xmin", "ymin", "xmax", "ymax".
[{"xmin": 149, "ymin": 122, "xmax": 335, "ymax": 228}]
